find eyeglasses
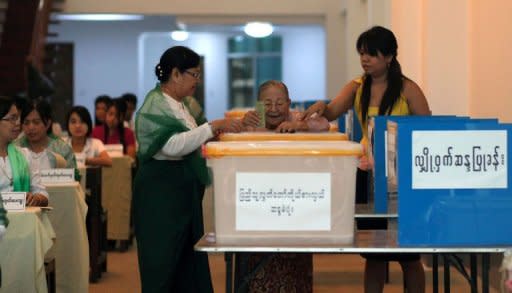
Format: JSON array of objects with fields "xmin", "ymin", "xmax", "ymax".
[
  {"xmin": 1, "ymin": 115, "xmax": 20, "ymax": 125},
  {"xmin": 185, "ymin": 70, "xmax": 201, "ymax": 79}
]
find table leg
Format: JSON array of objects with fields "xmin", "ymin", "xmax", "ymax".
[
  {"xmin": 443, "ymin": 254, "xmax": 451, "ymax": 293},
  {"xmin": 225, "ymin": 252, "xmax": 233, "ymax": 293},
  {"xmin": 482, "ymin": 253, "xmax": 490, "ymax": 293},
  {"xmin": 470, "ymin": 254, "xmax": 477, "ymax": 293},
  {"xmin": 432, "ymin": 254, "xmax": 438, "ymax": 293}
]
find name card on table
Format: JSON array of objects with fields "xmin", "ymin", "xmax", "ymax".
[
  {"xmin": 235, "ymin": 172, "xmax": 331, "ymax": 231},
  {"xmin": 40, "ymin": 168, "xmax": 75, "ymax": 184},
  {"xmin": 412, "ymin": 130, "xmax": 508, "ymax": 189},
  {"xmin": 1, "ymin": 192, "xmax": 26, "ymax": 211},
  {"xmin": 104, "ymin": 144, "xmax": 124, "ymax": 157}
]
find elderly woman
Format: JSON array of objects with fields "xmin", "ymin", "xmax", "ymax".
[
  {"xmin": 242, "ymin": 80, "xmax": 330, "ymax": 132},
  {"xmin": 133, "ymin": 45, "xmax": 242, "ymax": 292},
  {"xmin": 239, "ymin": 80, "xmax": 329, "ymax": 292},
  {"xmin": 0, "ymin": 96, "xmax": 49, "ymax": 208}
]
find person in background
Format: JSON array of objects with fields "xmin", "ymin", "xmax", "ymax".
[
  {"xmin": 16, "ymin": 98, "xmax": 79, "ymax": 176},
  {"xmin": 301, "ymin": 26, "xmax": 430, "ymax": 293},
  {"xmin": 242, "ymin": 80, "xmax": 330, "ymax": 133},
  {"xmin": 133, "ymin": 45, "xmax": 242, "ymax": 292},
  {"xmin": 0, "ymin": 96, "xmax": 48, "ymax": 207},
  {"xmin": 122, "ymin": 93, "xmax": 137, "ymax": 130},
  {"xmin": 94, "ymin": 95, "xmax": 112, "ymax": 126},
  {"xmin": 66, "ymin": 106, "xmax": 112, "ymax": 167},
  {"xmin": 92, "ymin": 98, "xmax": 136, "ymax": 159}
]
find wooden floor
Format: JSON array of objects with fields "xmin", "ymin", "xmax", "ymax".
[{"xmin": 89, "ymin": 243, "xmax": 498, "ymax": 292}]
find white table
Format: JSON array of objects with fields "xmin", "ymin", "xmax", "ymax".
[
  {"xmin": 195, "ymin": 230, "xmax": 507, "ymax": 293},
  {"xmin": 0, "ymin": 207, "xmax": 55, "ymax": 293},
  {"xmin": 45, "ymin": 182, "xmax": 89, "ymax": 293}
]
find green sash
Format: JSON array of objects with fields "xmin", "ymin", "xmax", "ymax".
[
  {"xmin": 135, "ymin": 84, "xmax": 210, "ymax": 185},
  {"xmin": 8, "ymin": 143, "xmax": 30, "ymax": 192}
]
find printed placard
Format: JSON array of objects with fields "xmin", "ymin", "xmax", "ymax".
[
  {"xmin": 236, "ymin": 172, "xmax": 331, "ymax": 231},
  {"xmin": 412, "ymin": 130, "xmax": 508, "ymax": 189},
  {"xmin": 40, "ymin": 168, "xmax": 75, "ymax": 184},
  {"xmin": 104, "ymin": 144, "xmax": 124, "ymax": 157},
  {"xmin": 1, "ymin": 192, "xmax": 26, "ymax": 211}
]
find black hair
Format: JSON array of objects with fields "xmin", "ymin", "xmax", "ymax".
[
  {"xmin": 257, "ymin": 80, "xmax": 290, "ymax": 100},
  {"xmin": 66, "ymin": 106, "xmax": 93, "ymax": 137},
  {"xmin": 104, "ymin": 98, "xmax": 127, "ymax": 153},
  {"xmin": 155, "ymin": 46, "xmax": 200, "ymax": 82},
  {"xmin": 356, "ymin": 26, "xmax": 405, "ymax": 124},
  {"xmin": 94, "ymin": 95, "xmax": 113, "ymax": 125},
  {"xmin": 0, "ymin": 96, "xmax": 15, "ymax": 119},
  {"xmin": 122, "ymin": 93, "xmax": 137, "ymax": 106},
  {"xmin": 21, "ymin": 98, "xmax": 53, "ymax": 134}
]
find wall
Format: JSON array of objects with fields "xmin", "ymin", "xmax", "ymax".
[
  {"xmin": 139, "ymin": 32, "xmax": 230, "ymax": 120},
  {"xmin": 281, "ymin": 26, "xmax": 325, "ymax": 102},
  {"xmin": 470, "ymin": 0, "xmax": 512, "ymax": 122},
  {"xmin": 50, "ymin": 16, "xmax": 177, "ymax": 115},
  {"xmin": 51, "ymin": 17, "xmax": 326, "ymax": 119},
  {"xmin": 60, "ymin": 0, "xmax": 346, "ymax": 100}
]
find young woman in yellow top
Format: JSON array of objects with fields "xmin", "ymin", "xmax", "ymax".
[{"xmin": 302, "ymin": 26, "xmax": 430, "ymax": 293}]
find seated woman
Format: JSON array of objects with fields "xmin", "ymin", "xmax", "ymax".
[
  {"xmin": 240, "ymin": 80, "xmax": 327, "ymax": 293},
  {"xmin": 66, "ymin": 106, "xmax": 112, "ymax": 167},
  {"xmin": 0, "ymin": 96, "xmax": 49, "ymax": 207},
  {"xmin": 93, "ymin": 95, "xmax": 112, "ymax": 127},
  {"xmin": 92, "ymin": 98, "xmax": 136, "ymax": 159},
  {"xmin": 242, "ymin": 80, "xmax": 330, "ymax": 133},
  {"xmin": 16, "ymin": 99, "xmax": 79, "ymax": 177}
]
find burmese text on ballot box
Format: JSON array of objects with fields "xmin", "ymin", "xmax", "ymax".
[
  {"xmin": 203, "ymin": 141, "xmax": 362, "ymax": 245},
  {"xmin": 390, "ymin": 118, "xmax": 511, "ymax": 246}
]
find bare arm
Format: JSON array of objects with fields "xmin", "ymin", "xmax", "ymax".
[
  {"xmin": 86, "ymin": 150, "xmax": 112, "ymax": 167},
  {"xmin": 403, "ymin": 79, "xmax": 431, "ymax": 115},
  {"xmin": 323, "ymin": 80, "xmax": 360, "ymax": 121},
  {"xmin": 126, "ymin": 145, "xmax": 136, "ymax": 160},
  {"xmin": 301, "ymin": 80, "xmax": 360, "ymax": 121}
]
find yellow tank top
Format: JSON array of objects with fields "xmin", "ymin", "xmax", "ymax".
[{"xmin": 353, "ymin": 77, "xmax": 410, "ymax": 145}]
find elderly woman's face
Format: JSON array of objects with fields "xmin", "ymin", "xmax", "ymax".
[{"xmin": 260, "ymin": 86, "xmax": 290, "ymax": 130}]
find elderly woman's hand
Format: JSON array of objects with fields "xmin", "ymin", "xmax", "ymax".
[
  {"xmin": 241, "ymin": 111, "xmax": 260, "ymax": 127},
  {"xmin": 275, "ymin": 121, "xmax": 308, "ymax": 133},
  {"xmin": 298, "ymin": 101, "xmax": 326, "ymax": 121},
  {"xmin": 26, "ymin": 192, "xmax": 48, "ymax": 207}
]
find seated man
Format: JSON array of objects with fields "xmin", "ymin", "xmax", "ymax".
[{"xmin": 242, "ymin": 80, "xmax": 330, "ymax": 132}]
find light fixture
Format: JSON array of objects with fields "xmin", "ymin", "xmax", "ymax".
[
  {"xmin": 171, "ymin": 21, "xmax": 189, "ymax": 41},
  {"xmin": 53, "ymin": 14, "xmax": 144, "ymax": 21},
  {"xmin": 244, "ymin": 22, "xmax": 273, "ymax": 38},
  {"xmin": 170, "ymin": 30, "xmax": 189, "ymax": 41}
]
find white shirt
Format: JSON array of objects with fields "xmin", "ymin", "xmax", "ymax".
[
  {"xmin": 66, "ymin": 137, "xmax": 106, "ymax": 167},
  {"xmin": 0, "ymin": 147, "xmax": 49, "ymax": 198},
  {"xmin": 29, "ymin": 150, "xmax": 52, "ymax": 171},
  {"xmin": 153, "ymin": 93, "xmax": 213, "ymax": 160}
]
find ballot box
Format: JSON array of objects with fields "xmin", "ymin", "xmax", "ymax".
[{"xmin": 204, "ymin": 141, "xmax": 363, "ymax": 245}]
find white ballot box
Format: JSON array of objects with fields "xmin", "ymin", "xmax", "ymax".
[{"xmin": 204, "ymin": 141, "xmax": 362, "ymax": 245}]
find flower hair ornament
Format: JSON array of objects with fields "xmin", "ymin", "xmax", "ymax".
[{"xmin": 157, "ymin": 64, "xmax": 164, "ymax": 78}]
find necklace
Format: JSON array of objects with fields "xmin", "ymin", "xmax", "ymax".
[{"xmin": 0, "ymin": 159, "xmax": 13, "ymax": 187}]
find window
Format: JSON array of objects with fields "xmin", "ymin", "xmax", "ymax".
[{"xmin": 228, "ymin": 36, "xmax": 282, "ymax": 108}]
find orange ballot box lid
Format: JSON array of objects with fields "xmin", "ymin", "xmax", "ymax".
[{"xmin": 218, "ymin": 132, "xmax": 348, "ymax": 142}]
